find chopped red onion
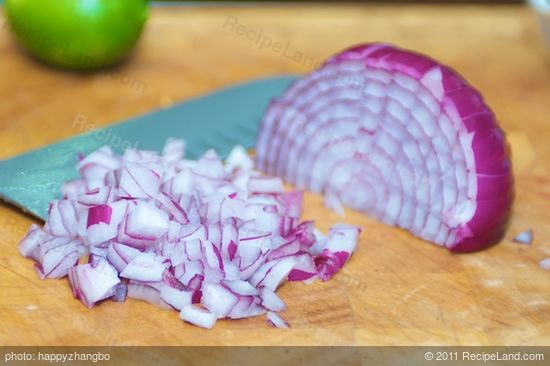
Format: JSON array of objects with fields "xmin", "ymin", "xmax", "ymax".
[
  {"xmin": 201, "ymin": 282, "xmax": 239, "ymax": 318},
  {"xmin": 160, "ymin": 284, "xmax": 193, "ymax": 310},
  {"xmin": 287, "ymin": 253, "xmax": 317, "ymax": 281},
  {"xmin": 125, "ymin": 202, "xmax": 169, "ymax": 244},
  {"xmin": 86, "ymin": 201, "xmax": 127, "ymax": 245},
  {"xmin": 35, "ymin": 237, "xmax": 81, "ymax": 279},
  {"xmin": 228, "ymin": 296, "xmax": 264, "ymax": 319},
  {"xmin": 540, "ymin": 258, "xmax": 550, "ymax": 271},
  {"xmin": 68, "ymin": 260, "xmax": 120, "ymax": 308},
  {"xmin": 61, "ymin": 179, "xmax": 86, "ymax": 200},
  {"xmin": 155, "ymin": 192, "xmax": 189, "ymax": 224},
  {"xmin": 180, "ymin": 305, "xmax": 217, "ymax": 329},
  {"xmin": 120, "ymin": 252, "xmax": 168, "ymax": 282},
  {"xmin": 254, "ymin": 256, "xmax": 297, "ymax": 291},
  {"xmin": 76, "ymin": 146, "xmax": 120, "ymax": 185},
  {"xmin": 256, "ymin": 43, "xmax": 513, "ymax": 252},
  {"xmin": 18, "ymin": 224, "xmax": 46, "ymax": 260},
  {"xmin": 45, "ymin": 200, "xmax": 79, "ymax": 237},
  {"xmin": 266, "ymin": 311, "xmax": 289, "ymax": 329},
  {"xmin": 78, "ymin": 186, "xmax": 116, "ymax": 207},
  {"xmin": 111, "ymin": 282, "xmax": 128, "ymax": 302},
  {"xmin": 87, "ymin": 205, "xmax": 113, "ymax": 227},
  {"xmin": 162, "ymin": 138, "xmax": 185, "ymax": 168},
  {"xmin": 89, "ymin": 245, "xmax": 108, "ymax": 263},
  {"xmin": 315, "ymin": 224, "xmax": 361, "ymax": 281},
  {"xmin": 225, "ymin": 145, "xmax": 254, "ymax": 173},
  {"xmin": 260, "ymin": 287, "xmax": 286, "ymax": 312},
  {"xmin": 512, "ymin": 229, "xmax": 533, "ymax": 245},
  {"xmin": 18, "ymin": 141, "xmax": 361, "ymax": 328},
  {"xmin": 106, "ymin": 242, "xmax": 141, "ymax": 272},
  {"xmin": 248, "ymin": 176, "xmax": 285, "ymax": 194},
  {"xmin": 118, "ymin": 164, "xmax": 161, "ymax": 199},
  {"xmin": 127, "ymin": 282, "xmax": 162, "ymax": 306}
]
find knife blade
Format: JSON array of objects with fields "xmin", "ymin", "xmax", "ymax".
[{"xmin": 0, "ymin": 75, "xmax": 297, "ymax": 219}]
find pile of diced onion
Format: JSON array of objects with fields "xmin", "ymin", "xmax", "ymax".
[{"xmin": 18, "ymin": 139, "xmax": 360, "ymax": 329}]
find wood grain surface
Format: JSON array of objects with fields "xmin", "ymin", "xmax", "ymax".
[{"xmin": 0, "ymin": 3, "xmax": 549, "ymax": 346}]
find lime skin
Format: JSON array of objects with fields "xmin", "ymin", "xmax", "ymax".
[{"xmin": 5, "ymin": 0, "xmax": 149, "ymax": 70}]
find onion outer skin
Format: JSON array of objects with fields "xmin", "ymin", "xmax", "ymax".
[{"xmin": 256, "ymin": 43, "xmax": 514, "ymax": 252}]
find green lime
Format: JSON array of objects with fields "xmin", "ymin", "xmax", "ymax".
[{"xmin": 5, "ymin": 0, "xmax": 149, "ymax": 70}]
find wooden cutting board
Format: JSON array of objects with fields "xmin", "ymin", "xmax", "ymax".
[{"xmin": 0, "ymin": 4, "xmax": 549, "ymax": 346}]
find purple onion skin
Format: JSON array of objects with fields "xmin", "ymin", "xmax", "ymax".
[
  {"xmin": 330, "ymin": 44, "xmax": 514, "ymax": 252},
  {"xmin": 257, "ymin": 43, "xmax": 514, "ymax": 252}
]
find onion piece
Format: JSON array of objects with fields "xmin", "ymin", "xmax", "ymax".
[
  {"xmin": 78, "ymin": 186, "xmax": 116, "ymax": 207},
  {"xmin": 125, "ymin": 202, "xmax": 169, "ymax": 242},
  {"xmin": 18, "ymin": 224, "xmax": 46, "ymax": 260},
  {"xmin": 120, "ymin": 253, "xmax": 168, "ymax": 282},
  {"xmin": 127, "ymin": 282, "xmax": 163, "ymax": 306},
  {"xmin": 228, "ymin": 296, "xmax": 265, "ymax": 319},
  {"xmin": 201, "ymin": 282, "xmax": 239, "ymax": 318},
  {"xmin": 35, "ymin": 237, "xmax": 81, "ymax": 279},
  {"xmin": 155, "ymin": 192, "xmax": 189, "ymax": 224},
  {"xmin": 512, "ymin": 229, "xmax": 533, "ymax": 245},
  {"xmin": 68, "ymin": 260, "xmax": 120, "ymax": 308},
  {"xmin": 118, "ymin": 163, "xmax": 161, "ymax": 199},
  {"xmin": 224, "ymin": 280, "xmax": 260, "ymax": 296},
  {"xmin": 87, "ymin": 205, "xmax": 113, "ymax": 227},
  {"xmin": 106, "ymin": 242, "xmax": 141, "ymax": 272},
  {"xmin": 76, "ymin": 146, "xmax": 120, "ymax": 185},
  {"xmin": 89, "ymin": 245, "xmax": 108, "ymax": 263},
  {"xmin": 61, "ymin": 179, "xmax": 86, "ymax": 200},
  {"xmin": 257, "ymin": 257, "xmax": 297, "ymax": 290},
  {"xmin": 291, "ymin": 220, "xmax": 316, "ymax": 250},
  {"xmin": 45, "ymin": 200, "xmax": 79, "ymax": 237},
  {"xmin": 160, "ymin": 284, "xmax": 193, "ymax": 310},
  {"xmin": 539, "ymin": 258, "xmax": 550, "ymax": 271},
  {"xmin": 260, "ymin": 287, "xmax": 286, "ymax": 311},
  {"xmin": 193, "ymin": 149, "xmax": 226, "ymax": 180},
  {"xmin": 287, "ymin": 253, "xmax": 317, "ymax": 282},
  {"xmin": 111, "ymin": 282, "xmax": 128, "ymax": 302},
  {"xmin": 266, "ymin": 311, "xmax": 289, "ymax": 329},
  {"xmin": 180, "ymin": 305, "xmax": 217, "ymax": 329},
  {"xmin": 255, "ymin": 43, "xmax": 513, "ymax": 252},
  {"xmin": 225, "ymin": 145, "xmax": 254, "ymax": 173},
  {"xmin": 314, "ymin": 224, "xmax": 361, "ymax": 281},
  {"xmin": 87, "ymin": 200, "xmax": 128, "ymax": 246},
  {"xmin": 162, "ymin": 138, "xmax": 185, "ymax": 168},
  {"xmin": 248, "ymin": 176, "xmax": 285, "ymax": 193}
]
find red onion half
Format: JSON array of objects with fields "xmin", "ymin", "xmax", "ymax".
[{"xmin": 256, "ymin": 43, "xmax": 513, "ymax": 252}]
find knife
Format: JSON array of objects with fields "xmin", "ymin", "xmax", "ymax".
[{"xmin": 0, "ymin": 75, "xmax": 297, "ymax": 220}]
